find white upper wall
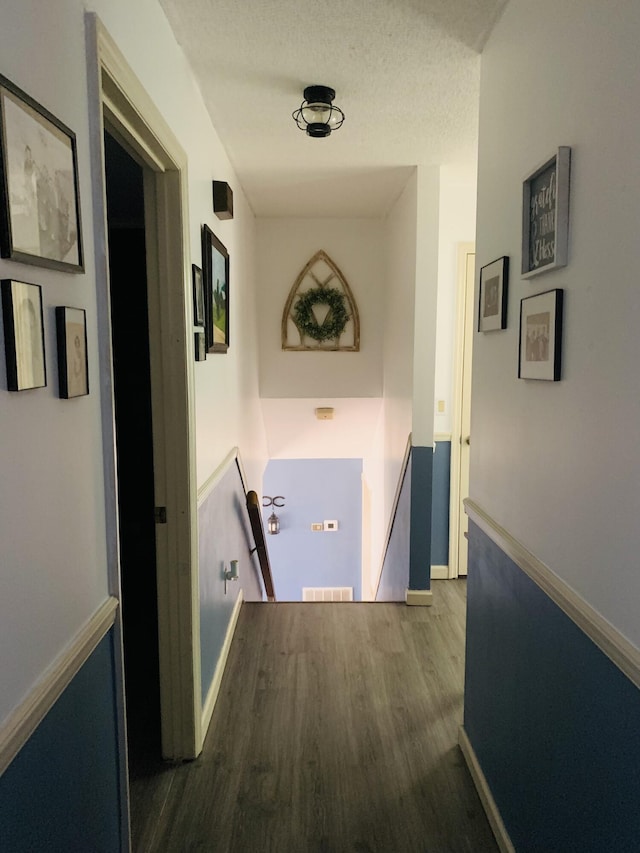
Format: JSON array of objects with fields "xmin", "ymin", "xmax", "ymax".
[
  {"xmin": 472, "ymin": 0, "xmax": 640, "ymax": 647},
  {"xmin": 0, "ymin": 0, "xmax": 267, "ymax": 724},
  {"xmin": 434, "ymin": 167, "xmax": 477, "ymax": 436},
  {"xmin": 255, "ymin": 218, "xmax": 384, "ymax": 399},
  {"xmin": 261, "ymin": 398, "xmax": 383, "ymax": 459},
  {"xmin": 383, "ymin": 171, "xmax": 417, "ymax": 508},
  {"xmin": 412, "ymin": 165, "xmax": 440, "ymax": 446}
]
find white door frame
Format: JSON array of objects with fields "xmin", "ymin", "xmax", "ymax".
[
  {"xmin": 448, "ymin": 243, "xmax": 475, "ymax": 578},
  {"xmin": 86, "ymin": 15, "xmax": 201, "ymax": 768}
]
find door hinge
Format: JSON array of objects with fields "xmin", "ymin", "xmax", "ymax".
[{"xmin": 154, "ymin": 506, "xmax": 167, "ymax": 524}]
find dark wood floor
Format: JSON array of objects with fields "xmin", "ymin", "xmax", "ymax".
[{"xmin": 129, "ymin": 580, "xmax": 498, "ymax": 852}]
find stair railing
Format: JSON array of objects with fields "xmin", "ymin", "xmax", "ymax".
[{"xmin": 246, "ymin": 490, "xmax": 276, "ymax": 602}]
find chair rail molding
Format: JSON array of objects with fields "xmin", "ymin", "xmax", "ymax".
[
  {"xmin": 465, "ymin": 499, "xmax": 640, "ymax": 690},
  {"xmin": 0, "ymin": 597, "xmax": 119, "ymax": 776}
]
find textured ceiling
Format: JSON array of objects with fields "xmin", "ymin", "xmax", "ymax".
[{"xmin": 160, "ymin": 0, "xmax": 507, "ymax": 216}]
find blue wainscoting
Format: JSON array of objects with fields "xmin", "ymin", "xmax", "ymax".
[
  {"xmin": 376, "ymin": 445, "xmax": 433, "ymax": 600},
  {"xmin": 431, "ymin": 441, "xmax": 450, "ymax": 566},
  {"xmin": 409, "ymin": 446, "xmax": 432, "ymax": 590},
  {"xmin": 263, "ymin": 459, "xmax": 362, "ymax": 601},
  {"xmin": 198, "ymin": 459, "xmax": 264, "ymax": 705},
  {"xmin": 464, "ymin": 521, "xmax": 640, "ymax": 852},
  {"xmin": 376, "ymin": 454, "xmax": 411, "ymax": 601},
  {"xmin": 0, "ymin": 630, "xmax": 122, "ymax": 852}
]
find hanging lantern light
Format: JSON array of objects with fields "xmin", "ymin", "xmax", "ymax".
[
  {"xmin": 267, "ymin": 512, "xmax": 280, "ymax": 535},
  {"xmin": 292, "ymin": 85, "xmax": 345, "ymax": 138},
  {"xmin": 263, "ymin": 496, "xmax": 285, "ymax": 534}
]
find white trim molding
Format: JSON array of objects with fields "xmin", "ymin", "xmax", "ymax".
[
  {"xmin": 465, "ymin": 499, "xmax": 640, "ymax": 691},
  {"xmin": 405, "ymin": 589, "xmax": 434, "ymax": 606},
  {"xmin": 433, "ymin": 432, "xmax": 452, "ymax": 443},
  {"xmin": 0, "ymin": 597, "xmax": 118, "ymax": 777},
  {"xmin": 201, "ymin": 590, "xmax": 244, "ymax": 739},
  {"xmin": 430, "ymin": 565, "xmax": 449, "ymax": 580},
  {"xmin": 459, "ymin": 726, "xmax": 515, "ymax": 853},
  {"xmin": 198, "ymin": 447, "xmax": 243, "ymax": 506}
]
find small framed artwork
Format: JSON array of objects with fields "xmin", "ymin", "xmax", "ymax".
[
  {"xmin": 1, "ymin": 278, "xmax": 46, "ymax": 390},
  {"xmin": 192, "ymin": 264, "xmax": 205, "ymax": 327},
  {"xmin": 55, "ymin": 306, "xmax": 88, "ymax": 398},
  {"xmin": 522, "ymin": 146, "xmax": 571, "ymax": 278},
  {"xmin": 194, "ymin": 328, "xmax": 206, "ymax": 361},
  {"xmin": 201, "ymin": 225, "xmax": 229, "ymax": 353},
  {"xmin": 518, "ymin": 289, "xmax": 564, "ymax": 381},
  {"xmin": 0, "ymin": 73, "xmax": 83, "ymax": 272},
  {"xmin": 478, "ymin": 255, "xmax": 509, "ymax": 332}
]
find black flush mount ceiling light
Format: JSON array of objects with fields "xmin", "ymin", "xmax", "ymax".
[{"xmin": 292, "ymin": 85, "xmax": 345, "ymax": 138}]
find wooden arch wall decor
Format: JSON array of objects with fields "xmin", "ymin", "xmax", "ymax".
[{"xmin": 281, "ymin": 250, "xmax": 360, "ymax": 351}]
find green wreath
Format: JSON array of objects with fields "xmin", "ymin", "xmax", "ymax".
[{"xmin": 292, "ymin": 287, "xmax": 350, "ymax": 342}]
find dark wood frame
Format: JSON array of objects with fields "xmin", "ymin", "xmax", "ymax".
[
  {"xmin": 201, "ymin": 224, "xmax": 229, "ymax": 353},
  {"xmin": 522, "ymin": 146, "xmax": 570, "ymax": 279},
  {"xmin": 192, "ymin": 263, "xmax": 205, "ymax": 327},
  {"xmin": 0, "ymin": 73, "xmax": 84, "ymax": 272},
  {"xmin": 55, "ymin": 306, "xmax": 89, "ymax": 398},
  {"xmin": 194, "ymin": 329, "xmax": 206, "ymax": 361},
  {"xmin": 478, "ymin": 255, "xmax": 509, "ymax": 332},
  {"xmin": 518, "ymin": 288, "xmax": 564, "ymax": 381},
  {"xmin": 1, "ymin": 278, "xmax": 47, "ymax": 390}
]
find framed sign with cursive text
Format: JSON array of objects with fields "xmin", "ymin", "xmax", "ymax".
[{"xmin": 521, "ymin": 147, "xmax": 571, "ymax": 278}]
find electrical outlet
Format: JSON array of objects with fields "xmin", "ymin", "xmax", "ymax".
[
  {"xmin": 437, "ymin": 400, "xmax": 445, "ymax": 414},
  {"xmin": 323, "ymin": 520, "xmax": 338, "ymax": 532},
  {"xmin": 311, "ymin": 523, "xmax": 323, "ymax": 531}
]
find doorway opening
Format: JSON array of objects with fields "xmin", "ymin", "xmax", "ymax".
[
  {"xmin": 89, "ymin": 16, "xmax": 201, "ymax": 775},
  {"xmin": 449, "ymin": 243, "xmax": 475, "ymax": 577},
  {"xmin": 104, "ymin": 133, "xmax": 161, "ymax": 776}
]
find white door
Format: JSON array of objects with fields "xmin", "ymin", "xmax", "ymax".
[{"xmin": 450, "ymin": 245, "xmax": 475, "ymax": 577}]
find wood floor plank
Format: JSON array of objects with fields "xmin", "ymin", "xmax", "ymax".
[{"xmin": 131, "ymin": 581, "xmax": 498, "ymax": 852}]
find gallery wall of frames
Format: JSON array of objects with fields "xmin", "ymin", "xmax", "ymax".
[
  {"xmin": 0, "ymin": 72, "xmax": 88, "ymax": 398},
  {"xmin": 0, "ymin": 70, "xmax": 237, "ymax": 394},
  {"xmin": 477, "ymin": 146, "xmax": 570, "ymax": 383}
]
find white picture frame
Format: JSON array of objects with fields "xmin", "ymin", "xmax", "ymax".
[{"xmin": 522, "ymin": 147, "xmax": 571, "ymax": 279}]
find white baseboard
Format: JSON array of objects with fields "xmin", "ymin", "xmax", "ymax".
[
  {"xmin": 458, "ymin": 726, "xmax": 515, "ymax": 853},
  {"xmin": 431, "ymin": 565, "xmax": 449, "ymax": 580},
  {"xmin": 405, "ymin": 588, "xmax": 434, "ymax": 606},
  {"xmin": 0, "ymin": 596, "xmax": 119, "ymax": 776},
  {"xmin": 201, "ymin": 589, "xmax": 244, "ymax": 743}
]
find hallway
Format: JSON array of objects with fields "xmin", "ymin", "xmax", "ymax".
[{"xmin": 131, "ymin": 581, "xmax": 497, "ymax": 852}]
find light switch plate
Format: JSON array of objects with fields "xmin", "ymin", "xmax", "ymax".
[
  {"xmin": 323, "ymin": 520, "xmax": 338, "ymax": 531},
  {"xmin": 311, "ymin": 523, "xmax": 323, "ymax": 531}
]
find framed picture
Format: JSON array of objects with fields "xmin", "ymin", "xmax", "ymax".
[
  {"xmin": 0, "ymin": 73, "xmax": 83, "ymax": 272},
  {"xmin": 522, "ymin": 146, "xmax": 570, "ymax": 278},
  {"xmin": 518, "ymin": 289, "xmax": 563, "ymax": 381},
  {"xmin": 55, "ymin": 306, "xmax": 88, "ymax": 398},
  {"xmin": 478, "ymin": 255, "xmax": 509, "ymax": 332},
  {"xmin": 1, "ymin": 278, "xmax": 46, "ymax": 390},
  {"xmin": 194, "ymin": 329, "xmax": 206, "ymax": 361},
  {"xmin": 192, "ymin": 264, "xmax": 205, "ymax": 327},
  {"xmin": 201, "ymin": 225, "xmax": 229, "ymax": 353}
]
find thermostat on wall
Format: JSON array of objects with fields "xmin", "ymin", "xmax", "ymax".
[{"xmin": 323, "ymin": 520, "xmax": 338, "ymax": 532}]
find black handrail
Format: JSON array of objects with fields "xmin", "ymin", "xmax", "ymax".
[
  {"xmin": 246, "ymin": 490, "xmax": 276, "ymax": 602},
  {"xmin": 374, "ymin": 434, "xmax": 412, "ymax": 601}
]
